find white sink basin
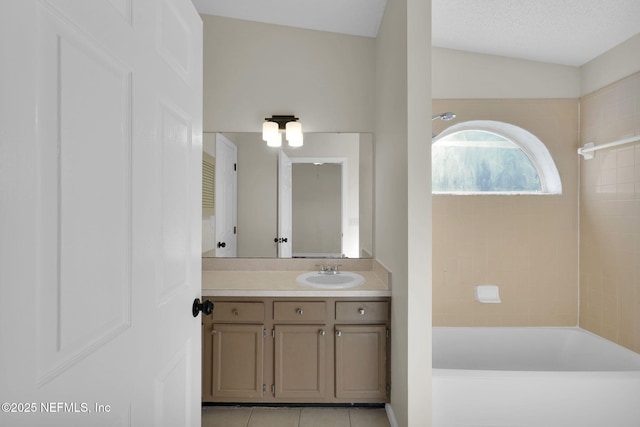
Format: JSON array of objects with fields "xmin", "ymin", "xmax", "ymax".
[{"xmin": 296, "ymin": 271, "xmax": 365, "ymax": 289}]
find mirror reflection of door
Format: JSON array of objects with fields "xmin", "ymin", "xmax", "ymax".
[
  {"xmin": 277, "ymin": 151, "xmax": 293, "ymax": 258},
  {"xmin": 278, "ymin": 156, "xmax": 348, "ymax": 258},
  {"xmin": 292, "ymin": 162, "xmax": 343, "ymax": 257},
  {"xmin": 215, "ymin": 133, "xmax": 237, "ymax": 257}
]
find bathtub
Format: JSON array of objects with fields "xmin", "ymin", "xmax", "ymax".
[{"xmin": 433, "ymin": 327, "xmax": 640, "ymax": 427}]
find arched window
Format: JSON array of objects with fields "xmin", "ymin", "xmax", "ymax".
[{"xmin": 432, "ymin": 120, "xmax": 562, "ymax": 194}]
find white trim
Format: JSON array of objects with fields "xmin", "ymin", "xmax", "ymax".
[
  {"xmin": 385, "ymin": 403, "xmax": 399, "ymax": 427},
  {"xmin": 433, "ymin": 120, "xmax": 563, "ymax": 194}
]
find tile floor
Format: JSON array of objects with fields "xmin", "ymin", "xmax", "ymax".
[{"xmin": 202, "ymin": 406, "xmax": 391, "ymax": 427}]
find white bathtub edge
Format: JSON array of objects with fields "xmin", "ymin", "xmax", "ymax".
[{"xmin": 385, "ymin": 403, "xmax": 399, "ymax": 427}]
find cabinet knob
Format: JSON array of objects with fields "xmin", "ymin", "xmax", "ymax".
[
  {"xmin": 211, "ymin": 329, "xmax": 218, "ymax": 335},
  {"xmin": 296, "ymin": 308, "xmax": 304, "ymax": 315},
  {"xmin": 358, "ymin": 308, "xmax": 365, "ymax": 315},
  {"xmin": 232, "ymin": 308, "xmax": 239, "ymax": 316},
  {"xmin": 336, "ymin": 330, "xmax": 342, "ymax": 337},
  {"xmin": 319, "ymin": 330, "xmax": 326, "ymax": 336}
]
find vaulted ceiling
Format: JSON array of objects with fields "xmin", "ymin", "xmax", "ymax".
[{"xmin": 192, "ymin": 0, "xmax": 640, "ymax": 66}]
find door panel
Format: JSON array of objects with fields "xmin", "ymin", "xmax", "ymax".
[
  {"xmin": 0, "ymin": 0, "xmax": 202, "ymax": 425},
  {"xmin": 35, "ymin": 1, "xmax": 133, "ymax": 385},
  {"xmin": 158, "ymin": 103, "xmax": 192, "ymax": 304}
]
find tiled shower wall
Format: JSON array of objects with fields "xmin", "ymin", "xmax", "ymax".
[
  {"xmin": 579, "ymin": 71, "xmax": 640, "ymax": 352},
  {"xmin": 432, "ymin": 99, "xmax": 580, "ymax": 326}
]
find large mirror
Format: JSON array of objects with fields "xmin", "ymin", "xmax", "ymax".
[{"xmin": 202, "ymin": 133, "xmax": 373, "ymax": 258}]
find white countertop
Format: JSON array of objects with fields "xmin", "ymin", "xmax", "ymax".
[{"xmin": 202, "ymin": 270, "xmax": 391, "ymax": 297}]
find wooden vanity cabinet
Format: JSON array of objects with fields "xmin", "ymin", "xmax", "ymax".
[
  {"xmin": 202, "ymin": 302, "xmax": 265, "ymax": 401},
  {"xmin": 273, "ymin": 301, "xmax": 328, "ymax": 400},
  {"xmin": 210, "ymin": 324, "xmax": 264, "ymax": 399},
  {"xmin": 274, "ymin": 324, "xmax": 327, "ymax": 399},
  {"xmin": 335, "ymin": 301, "xmax": 390, "ymax": 400},
  {"xmin": 202, "ymin": 297, "xmax": 390, "ymax": 404},
  {"xmin": 335, "ymin": 325, "xmax": 388, "ymax": 400}
]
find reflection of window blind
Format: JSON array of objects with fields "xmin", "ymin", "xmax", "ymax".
[{"xmin": 202, "ymin": 153, "xmax": 215, "ymax": 216}]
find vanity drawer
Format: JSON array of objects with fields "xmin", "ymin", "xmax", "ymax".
[
  {"xmin": 335, "ymin": 301, "xmax": 389, "ymax": 323},
  {"xmin": 213, "ymin": 302, "xmax": 265, "ymax": 323},
  {"xmin": 273, "ymin": 301, "xmax": 326, "ymax": 323}
]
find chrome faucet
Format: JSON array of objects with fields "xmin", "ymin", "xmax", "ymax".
[{"xmin": 316, "ymin": 264, "xmax": 342, "ymax": 274}]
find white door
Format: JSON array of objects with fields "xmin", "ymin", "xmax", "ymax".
[
  {"xmin": 214, "ymin": 133, "xmax": 237, "ymax": 257},
  {"xmin": 277, "ymin": 151, "xmax": 293, "ymax": 258},
  {"xmin": 0, "ymin": 1, "xmax": 203, "ymax": 426}
]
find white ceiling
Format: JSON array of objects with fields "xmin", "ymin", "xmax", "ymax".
[
  {"xmin": 191, "ymin": 0, "xmax": 387, "ymax": 38},
  {"xmin": 192, "ymin": 0, "xmax": 640, "ymax": 67},
  {"xmin": 432, "ymin": 0, "xmax": 640, "ymax": 66}
]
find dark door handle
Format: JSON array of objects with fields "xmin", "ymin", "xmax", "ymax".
[
  {"xmin": 217, "ymin": 241, "xmax": 226, "ymax": 248},
  {"xmin": 192, "ymin": 298, "xmax": 214, "ymax": 317}
]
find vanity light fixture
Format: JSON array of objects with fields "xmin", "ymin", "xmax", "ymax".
[
  {"xmin": 262, "ymin": 115, "xmax": 303, "ymax": 147},
  {"xmin": 262, "ymin": 120, "xmax": 280, "ymax": 147}
]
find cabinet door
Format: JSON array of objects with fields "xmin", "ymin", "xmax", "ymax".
[
  {"xmin": 274, "ymin": 325, "xmax": 327, "ymax": 400},
  {"xmin": 335, "ymin": 325, "xmax": 387, "ymax": 400},
  {"xmin": 211, "ymin": 324, "xmax": 264, "ymax": 398}
]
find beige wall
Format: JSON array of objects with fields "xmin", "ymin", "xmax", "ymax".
[
  {"xmin": 579, "ymin": 71, "xmax": 640, "ymax": 352},
  {"xmin": 432, "ymin": 47, "xmax": 581, "ymax": 99},
  {"xmin": 406, "ymin": 1, "xmax": 433, "ymax": 424},
  {"xmin": 580, "ymin": 33, "xmax": 640, "ymax": 96},
  {"xmin": 202, "ymin": 15, "xmax": 375, "ymax": 133},
  {"xmin": 375, "ymin": 0, "xmax": 433, "ymax": 425},
  {"xmin": 375, "ymin": 1, "xmax": 410, "ymax": 423},
  {"xmin": 374, "ymin": 0, "xmax": 431, "ymax": 427},
  {"xmin": 432, "ymin": 99, "xmax": 580, "ymax": 326}
]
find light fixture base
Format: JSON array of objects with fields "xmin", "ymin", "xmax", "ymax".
[{"xmin": 265, "ymin": 115, "xmax": 298, "ymax": 129}]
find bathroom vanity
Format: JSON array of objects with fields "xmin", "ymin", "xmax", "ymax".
[
  {"xmin": 201, "ymin": 261, "xmax": 391, "ymax": 404},
  {"xmin": 201, "ymin": 296, "xmax": 390, "ymax": 404}
]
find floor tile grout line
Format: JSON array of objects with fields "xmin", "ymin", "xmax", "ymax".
[{"xmin": 201, "ymin": 405, "xmax": 390, "ymax": 427}]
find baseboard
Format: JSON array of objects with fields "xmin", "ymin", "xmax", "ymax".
[{"xmin": 385, "ymin": 403, "xmax": 399, "ymax": 427}]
